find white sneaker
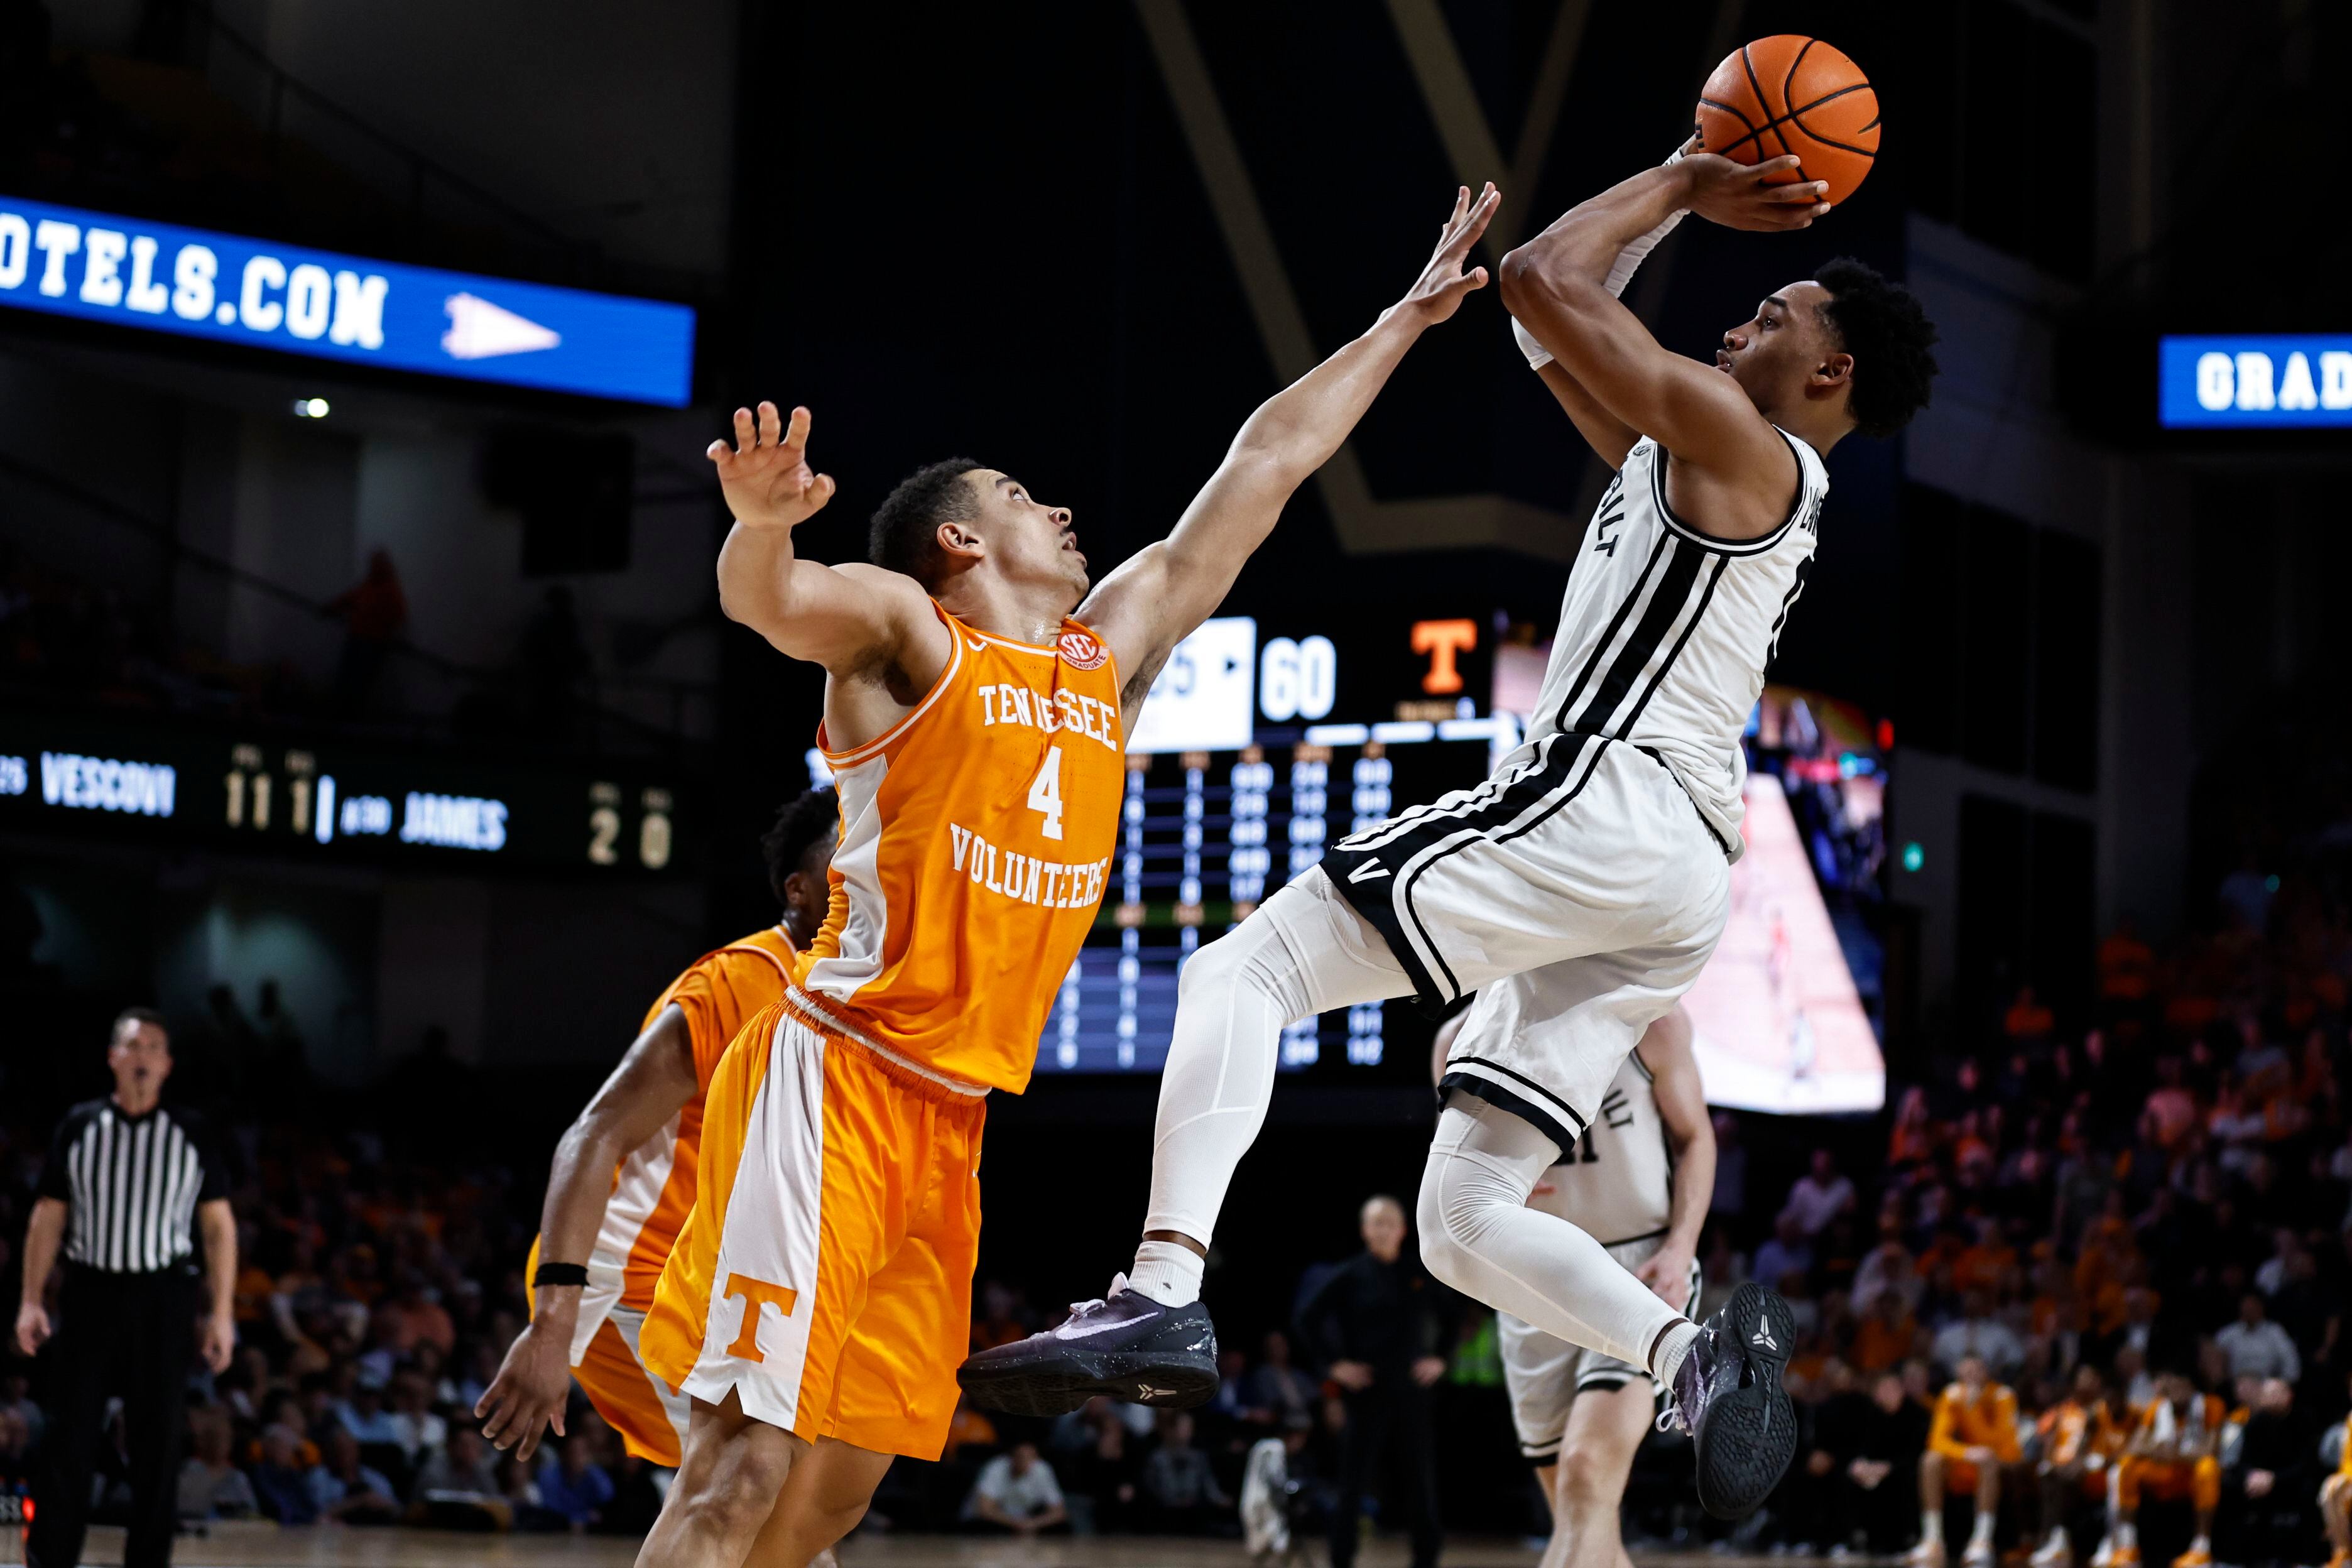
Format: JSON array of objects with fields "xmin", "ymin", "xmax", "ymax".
[
  {"xmin": 2089, "ymin": 1537, "xmax": 2120, "ymax": 1568},
  {"xmin": 1963, "ymin": 1538, "xmax": 1998, "ymax": 1568},
  {"xmin": 2031, "ymin": 1529, "xmax": 2073, "ymax": 1568},
  {"xmin": 1905, "ymin": 1542, "xmax": 1947, "ymax": 1568}
]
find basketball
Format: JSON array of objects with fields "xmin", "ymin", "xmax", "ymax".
[{"xmin": 1694, "ymin": 35, "xmax": 1878, "ymax": 206}]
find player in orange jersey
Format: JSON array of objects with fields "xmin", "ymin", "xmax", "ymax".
[
  {"xmin": 2094, "ymin": 1371, "xmax": 2225, "ymax": 1568},
  {"xmin": 2031, "ymin": 1364, "xmax": 2127, "ymax": 1568},
  {"xmin": 2321, "ymin": 1369, "xmax": 2352, "ymax": 1568},
  {"xmin": 474, "ymin": 787, "xmax": 837, "ymax": 1472},
  {"xmin": 628, "ymin": 184, "xmax": 1502, "ymax": 1568},
  {"xmin": 1905, "ymin": 1354, "xmax": 2025, "ymax": 1568}
]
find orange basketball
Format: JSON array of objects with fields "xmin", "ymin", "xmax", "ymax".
[{"xmin": 1694, "ymin": 35, "xmax": 1878, "ymax": 207}]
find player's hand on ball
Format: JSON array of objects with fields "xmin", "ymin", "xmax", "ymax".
[
  {"xmin": 709, "ymin": 401, "xmax": 837, "ymax": 531},
  {"xmin": 1392, "ymin": 183, "xmax": 1500, "ymax": 324},
  {"xmin": 1680, "ymin": 153, "xmax": 1831, "ymax": 232}
]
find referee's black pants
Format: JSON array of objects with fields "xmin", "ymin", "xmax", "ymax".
[
  {"xmin": 1330, "ymin": 1379, "xmax": 1442, "ymax": 1568},
  {"xmin": 29, "ymin": 1263, "xmax": 197, "ymax": 1568}
]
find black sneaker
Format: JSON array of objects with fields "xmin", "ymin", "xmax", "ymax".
[
  {"xmin": 1662, "ymin": 1280, "xmax": 1798, "ymax": 1520},
  {"xmin": 956, "ymin": 1274, "xmax": 1219, "ymax": 1417}
]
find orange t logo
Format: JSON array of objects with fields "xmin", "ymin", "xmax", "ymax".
[
  {"xmin": 722, "ymin": 1273, "xmax": 800, "ymax": 1362},
  {"xmin": 1411, "ymin": 619, "xmax": 1478, "ymax": 695}
]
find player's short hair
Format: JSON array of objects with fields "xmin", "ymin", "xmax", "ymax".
[
  {"xmin": 111, "ymin": 1006, "xmax": 166, "ymax": 1042},
  {"xmin": 1813, "ymin": 258, "xmax": 1939, "ymax": 438},
  {"xmin": 761, "ymin": 786, "xmax": 840, "ymax": 905},
  {"xmin": 869, "ymin": 458, "xmax": 983, "ymax": 587}
]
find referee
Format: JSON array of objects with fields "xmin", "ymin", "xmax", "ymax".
[{"xmin": 14, "ymin": 1008, "xmax": 236, "ymax": 1568}]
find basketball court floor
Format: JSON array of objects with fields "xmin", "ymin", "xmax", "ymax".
[{"xmin": 51, "ymin": 1524, "xmax": 1799, "ymax": 1566}]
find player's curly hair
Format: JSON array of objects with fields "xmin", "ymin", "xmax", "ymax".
[
  {"xmin": 1814, "ymin": 258, "xmax": 1939, "ymax": 439},
  {"xmin": 869, "ymin": 457, "xmax": 983, "ymax": 587},
  {"xmin": 761, "ymin": 785, "xmax": 839, "ymax": 905}
]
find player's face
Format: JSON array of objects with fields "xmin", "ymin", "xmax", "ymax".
[
  {"xmin": 1715, "ymin": 280, "xmax": 1839, "ymax": 415},
  {"xmin": 963, "ymin": 471, "xmax": 1089, "ymax": 606}
]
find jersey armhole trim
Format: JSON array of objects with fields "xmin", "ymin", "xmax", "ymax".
[
  {"xmin": 821, "ymin": 604, "xmax": 966, "ymax": 769},
  {"xmin": 1646, "ymin": 432, "xmax": 1808, "ymax": 558}
]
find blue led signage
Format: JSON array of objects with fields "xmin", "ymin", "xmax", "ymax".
[
  {"xmin": 0, "ymin": 195, "xmax": 695, "ymax": 406},
  {"xmin": 2159, "ymin": 334, "xmax": 2352, "ymax": 428}
]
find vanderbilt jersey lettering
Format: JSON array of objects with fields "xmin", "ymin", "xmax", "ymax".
[
  {"xmin": 1528, "ymin": 1048, "xmax": 1674, "ymax": 1251},
  {"xmin": 1527, "ymin": 432, "xmax": 1828, "ymax": 856},
  {"xmin": 803, "ymin": 606, "xmax": 1123, "ymax": 1092}
]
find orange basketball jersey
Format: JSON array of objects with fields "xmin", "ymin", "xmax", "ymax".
[
  {"xmin": 801, "ymin": 606, "xmax": 1123, "ymax": 1092},
  {"xmin": 590, "ymin": 925, "xmax": 806, "ymax": 1315}
]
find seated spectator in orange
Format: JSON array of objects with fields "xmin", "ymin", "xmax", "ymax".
[
  {"xmin": 2097, "ymin": 919, "xmax": 2154, "ymax": 1001},
  {"xmin": 1888, "ymin": 1088, "xmax": 1938, "ymax": 1170},
  {"xmin": 1906, "ymin": 1354, "xmax": 2024, "ymax": 1568},
  {"xmin": 2098, "ymin": 1371, "xmax": 2224, "ymax": 1568},
  {"xmin": 2005, "ymin": 986, "xmax": 2056, "ymax": 1042},
  {"xmin": 1853, "ymin": 1288, "xmax": 1920, "ymax": 1375},
  {"xmin": 1952, "ymin": 1219, "xmax": 2018, "ymax": 1295}
]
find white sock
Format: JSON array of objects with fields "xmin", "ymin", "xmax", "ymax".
[
  {"xmin": 2116, "ymin": 1523, "xmax": 2135, "ymax": 1549},
  {"xmin": 2187, "ymin": 1536, "xmax": 2207, "ymax": 1554},
  {"xmin": 1652, "ymin": 1320, "xmax": 1700, "ymax": 1390},
  {"xmin": 1971, "ymin": 1511, "xmax": 1996, "ymax": 1546},
  {"xmin": 1924, "ymin": 1511, "xmax": 1944, "ymax": 1545},
  {"xmin": 1142, "ymin": 874, "xmax": 1408, "ymax": 1245},
  {"xmin": 1415, "ymin": 1098, "xmax": 1685, "ymax": 1367},
  {"xmin": 1127, "ymin": 1239, "xmax": 1205, "ymax": 1308}
]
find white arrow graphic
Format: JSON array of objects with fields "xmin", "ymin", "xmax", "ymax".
[{"xmin": 441, "ymin": 293, "xmax": 562, "ymax": 360}]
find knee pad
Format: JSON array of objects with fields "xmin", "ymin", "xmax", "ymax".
[{"xmin": 1177, "ymin": 918, "xmax": 1314, "ymax": 1025}]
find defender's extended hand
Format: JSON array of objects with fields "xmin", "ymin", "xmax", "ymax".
[
  {"xmin": 1679, "ymin": 150, "xmax": 1830, "ymax": 232},
  {"xmin": 1392, "ymin": 183, "xmax": 1501, "ymax": 324},
  {"xmin": 709, "ymin": 402, "xmax": 837, "ymax": 531}
]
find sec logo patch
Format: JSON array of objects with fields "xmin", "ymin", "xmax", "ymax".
[{"xmin": 1058, "ymin": 630, "xmax": 1109, "ymax": 671}]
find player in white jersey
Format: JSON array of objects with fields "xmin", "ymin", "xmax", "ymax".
[
  {"xmin": 964, "ymin": 141, "xmax": 1937, "ymax": 1523},
  {"xmin": 1432, "ymin": 1004, "xmax": 1712, "ymax": 1568}
]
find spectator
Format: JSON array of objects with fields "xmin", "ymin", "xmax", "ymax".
[
  {"xmin": 1931, "ymin": 1290, "xmax": 2028, "ymax": 1381},
  {"xmin": 1785, "ymin": 1148, "xmax": 1860, "ymax": 1236},
  {"xmin": 965, "ymin": 1440, "xmax": 1068, "ymax": 1536},
  {"xmin": 1855, "ymin": 1286, "xmax": 1923, "ymax": 1374},
  {"xmin": 2214, "ymin": 1292, "xmax": 2301, "ymax": 1384},
  {"xmin": 327, "ymin": 548, "xmax": 408, "ymax": 714},
  {"xmin": 313, "ymin": 1427, "xmax": 400, "ymax": 1524},
  {"xmin": 413, "ymin": 1425, "xmax": 502, "ymax": 1500},
  {"xmin": 1057, "ymin": 1397, "xmax": 1139, "ymax": 1534},
  {"xmin": 534, "ymin": 1437, "xmax": 615, "ymax": 1532},
  {"xmin": 1248, "ymin": 1330, "xmax": 1317, "ymax": 1429},
  {"xmin": 250, "ymin": 1424, "xmax": 326, "ymax": 1525},
  {"xmin": 176, "ymin": 1407, "xmax": 258, "ymax": 1521},
  {"xmin": 1139, "ymin": 1411, "xmax": 1229, "ymax": 1533},
  {"xmin": 1754, "ymin": 1211, "xmax": 1816, "ymax": 1295},
  {"xmin": 2219, "ymin": 1377, "xmax": 2310, "ymax": 1567},
  {"xmin": 1831, "ymin": 1368, "xmax": 1930, "ymax": 1554}
]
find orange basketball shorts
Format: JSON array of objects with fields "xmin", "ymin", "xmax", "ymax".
[
  {"xmin": 2119, "ymin": 1456, "xmax": 2220, "ymax": 1512},
  {"xmin": 638, "ymin": 994, "xmax": 986, "ymax": 1461},
  {"xmin": 523, "ymin": 1234, "xmax": 692, "ymax": 1467}
]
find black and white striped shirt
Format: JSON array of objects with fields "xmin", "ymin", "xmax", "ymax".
[{"xmin": 36, "ymin": 1099, "xmax": 226, "ymax": 1273}]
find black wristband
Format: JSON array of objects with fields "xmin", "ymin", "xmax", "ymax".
[{"xmin": 533, "ymin": 1262, "xmax": 589, "ymax": 1289}]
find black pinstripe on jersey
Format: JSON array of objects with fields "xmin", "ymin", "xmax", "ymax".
[{"xmin": 39, "ymin": 1101, "xmax": 220, "ymax": 1272}]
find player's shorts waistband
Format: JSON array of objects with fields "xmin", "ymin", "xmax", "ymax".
[{"xmin": 780, "ymin": 984, "xmax": 991, "ymax": 1104}]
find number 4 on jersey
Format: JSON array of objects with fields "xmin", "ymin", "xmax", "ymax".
[{"xmin": 1026, "ymin": 746, "xmax": 1065, "ymax": 841}]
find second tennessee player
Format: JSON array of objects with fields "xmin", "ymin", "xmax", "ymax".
[
  {"xmin": 475, "ymin": 788, "xmax": 839, "ymax": 1469},
  {"xmin": 632, "ymin": 185, "xmax": 1503, "ymax": 1568}
]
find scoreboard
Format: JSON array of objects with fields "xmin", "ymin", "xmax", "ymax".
[{"xmin": 0, "ymin": 710, "xmax": 692, "ymax": 876}]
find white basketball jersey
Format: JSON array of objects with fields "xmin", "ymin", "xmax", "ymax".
[
  {"xmin": 1523, "ymin": 432, "xmax": 1827, "ymax": 856},
  {"xmin": 1528, "ymin": 1047, "xmax": 1674, "ymax": 1251}
]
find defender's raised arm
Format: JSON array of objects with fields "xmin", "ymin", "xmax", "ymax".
[
  {"xmin": 1079, "ymin": 184, "xmax": 1500, "ymax": 714},
  {"xmin": 711, "ymin": 403, "xmax": 948, "ymax": 684}
]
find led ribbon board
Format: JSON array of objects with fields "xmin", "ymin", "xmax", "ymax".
[
  {"xmin": 0, "ymin": 195, "xmax": 695, "ymax": 406},
  {"xmin": 2159, "ymin": 334, "xmax": 2352, "ymax": 428}
]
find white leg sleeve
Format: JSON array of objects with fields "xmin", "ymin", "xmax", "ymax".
[
  {"xmin": 1142, "ymin": 869, "xmax": 1412, "ymax": 1244},
  {"xmin": 1417, "ymin": 1097, "xmax": 1686, "ymax": 1370}
]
